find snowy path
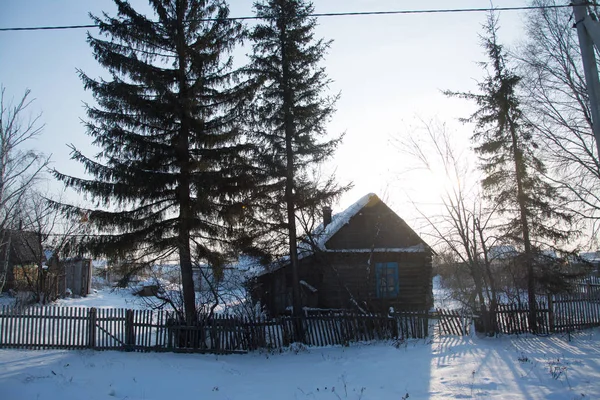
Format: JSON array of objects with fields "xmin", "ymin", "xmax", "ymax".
[
  {"xmin": 54, "ymin": 289, "xmax": 148, "ymax": 309},
  {"xmin": 1, "ymin": 331, "xmax": 599, "ymax": 399}
]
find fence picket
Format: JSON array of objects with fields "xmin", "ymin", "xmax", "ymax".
[
  {"xmin": 29, "ymin": 307, "xmax": 35, "ymax": 348},
  {"xmin": 321, "ymin": 317, "xmax": 329, "ymax": 345},
  {"xmin": 0, "ymin": 306, "xmax": 4, "ymax": 345},
  {"xmin": 42, "ymin": 307, "xmax": 48, "ymax": 349},
  {"xmin": 76, "ymin": 307, "xmax": 82, "ymax": 348},
  {"xmin": 74, "ymin": 308, "xmax": 79, "ymax": 348},
  {"xmin": 19, "ymin": 307, "xmax": 25, "ymax": 348},
  {"xmin": 21, "ymin": 307, "xmax": 26, "ymax": 348},
  {"xmin": 325, "ymin": 315, "xmax": 335, "ymax": 344},
  {"xmin": 15, "ymin": 309, "xmax": 26, "ymax": 348},
  {"xmin": 73, "ymin": 307, "xmax": 78, "ymax": 348},
  {"xmin": 10, "ymin": 307, "xmax": 15, "ymax": 347},
  {"xmin": 59, "ymin": 307, "xmax": 66, "ymax": 349},
  {"xmin": 309, "ymin": 317, "xmax": 318, "ymax": 346},
  {"xmin": 68, "ymin": 307, "xmax": 74, "ymax": 349}
]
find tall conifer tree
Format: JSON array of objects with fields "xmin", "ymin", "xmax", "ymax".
[
  {"xmin": 53, "ymin": 0, "xmax": 254, "ymax": 324},
  {"xmin": 247, "ymin": 0, "xmax": 344, "ymax": 319},
  {"xmin": 446, "ymin": 14, "xmax": 573, "ymax": 332}
]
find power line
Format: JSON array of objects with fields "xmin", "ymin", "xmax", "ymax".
[{"xmin": 0, "ymin": 4, "xmax": 577, "ymax": 32}]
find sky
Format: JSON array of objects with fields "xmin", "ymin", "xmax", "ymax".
[{"xmin": 0, "ymin": 0, "xmax": 533, "ymax": 235}]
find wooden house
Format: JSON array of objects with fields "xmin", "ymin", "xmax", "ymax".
[
  {"xmin": 0, "ymin": 229, "xmax": 92, "ymax": 298},
  {"xmin": 0, "ymin": 229, "xmax": 43, "ymax": 291},
  {"xmin": 251, "ymin": 193, "xmax": 434, "ymax": 316}
]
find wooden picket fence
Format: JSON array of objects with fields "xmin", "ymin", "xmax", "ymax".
[
  {"xmin": 0, "ymin": 306, "xmax": 434, "ymax": 353},
  {"xmin": 0, "ymin": 307, "xmax": 170, "ymax": 351},
  {"xmin": 393, "ymin": 310, "xmax": 432, "ymax": 338},
  {"xmin": 491, "ymin": 291, "xmax": 600, "ymax": 334},
  {"xmin": 493, "ymin": 302, "xmax": 551, "ymax": 335},
  {"xmin": 573, "ymin": 276, "xmax": 600, "ymax": 298},
  {"xmin": 5, "ymin": 298, "xmax": 599, "ymax": 352},
  {"xmin": 550, "ymin": 292, "xmax": 600, "ymax": 331},
  {"xmin": 434, "ymin": 308, "xmax": 472, "ymax": 336}
]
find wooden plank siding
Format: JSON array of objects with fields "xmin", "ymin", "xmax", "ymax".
[
  {"xmin": 254, "ymin": 251, "xmax": 432, "ymax": 316},
  {"xmin": 318, "ymin": 252, "xmax": 432, "ymax": 313}
]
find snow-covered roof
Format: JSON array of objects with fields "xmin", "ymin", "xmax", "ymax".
[
  {"xmin": 540, "ymin": 249, "xmax": 557, "ymax": 258},
  {"xmin": 92, "ymin": 259, "xmax": 108, "ymax": 269},
  {"xmin": 580, "ymin": 252, "xmax": 600, "ymax": 263},
  {"xmin": 254, "ymin": 193, "xmax": 428, "ymax": 277},
  {"xmin": 44, "ymin": 249, "xmax": 54, "ymax": 261},
  {"xmin": 488, "ymin": 245, "xmax": 519, "ymax": 260},
  {"xmin": 306, "ymin": 193, "xmax": 379, "ymax": 251},
  {"xmin": 229, "ymin": 256, "xmax": 266, "ymax": 279}
]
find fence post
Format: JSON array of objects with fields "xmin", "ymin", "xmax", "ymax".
[
  {"xmin": 391, "ymin": 314, "xmax": 399, "ymax": 339},
  {"xmin": 547, "ymin": 294, "xmax": 555, "ymax": 333},
  {"xmin": 125, "ymin": 309, "xmax": 135, "ymax": 351},
  {"xmin": 166, "ymin": 313, "xmax": 174, "ymax": 350},
  {"xmin": 88, "ymin": 307, "xmax": 97, "ymax": 349},
  {"xmin": 293, "ymin": 316, "xmax": 305, "ymax": 344}
]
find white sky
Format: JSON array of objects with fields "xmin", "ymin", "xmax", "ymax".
[{"xmin": 0, "ymin": 0, "xmax": 532, "ymax": 234}]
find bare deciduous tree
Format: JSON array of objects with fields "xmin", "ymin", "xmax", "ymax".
[
  {"xmin": 394, "ymin": 120, "xmax": 501, "ymax": 333},
  {"xmin": 518, "ymin": 0, "xmax": 600, "ymax": 236},
  {"xmin": 16, "ymin": 190, "xmax": 89, "ymax": 304},
  {"xmin": 0, "ymin": 86, "xmax": 49, "ymax": 292}
]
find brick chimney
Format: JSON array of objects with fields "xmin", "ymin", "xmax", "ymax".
[{"xmin": 322, "ymin": 206, "xmax": 332, "ymax": 227}]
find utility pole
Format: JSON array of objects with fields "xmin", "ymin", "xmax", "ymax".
[{"xmin": 573, "ymin": 0, "xmax": 600, "ymax": 159}]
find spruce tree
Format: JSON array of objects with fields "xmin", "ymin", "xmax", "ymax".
[
  {"xmin": 53, "ymin": 0, "xmax": 254, "ymax": 324},
  {"xmin": 246, "ymin": 0, "xmax": 344, "ymax": 319},
  {"xmin": 445, "ymin": 14, "xmax": 573, "ymax": 332}
]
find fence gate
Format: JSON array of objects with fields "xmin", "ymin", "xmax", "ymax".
[{"xmin": 90, "ymin": 308, "xmax": 128, "ymax": 349}]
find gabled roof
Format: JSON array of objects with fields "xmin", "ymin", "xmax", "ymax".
[
  {"xmin": 255, "ymin": 193, "xmax": 428, "ymax": 277},
  {"xmin": 304, "ymin": 193, "xmax": 378, "ymax": 252},
  {"xmin": 0, "ymin": 229, "xmax": 43, "ymax": 264}
]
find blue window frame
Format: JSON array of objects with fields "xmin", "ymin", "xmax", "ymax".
[{"xmin": 375, "ymin": 262, "xmax": 399, "ymax": 298}]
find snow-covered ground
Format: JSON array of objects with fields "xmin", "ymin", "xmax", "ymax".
[
  {"xmin": 0, "ymin": 293, "xmax": 14, "ymax": 307},
  {"xmin": 54, "ymin": 288, "xmax": 149, "ymax": 309},
  {"xmin": 2, "ymin": 331, "xmax": 599, "ymax": 399},
  {"xmin": 3, "ymin": 281, "xmax": 600, "ymax": 398},
  {"xmin": 0, "ymin": 288, "xmax": 149, "ymax": 309},
  {"xmin": 433, "ymin": 275, "xmax": 462, "ymax": 310},
  {"xmin": 4, "ymin": 276, "xmax": 456, "ymax": 311}
]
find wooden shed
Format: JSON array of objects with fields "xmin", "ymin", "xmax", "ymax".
[{"xmin": 251, "ymin": 193, "xmax": 434, "ymax": 316}]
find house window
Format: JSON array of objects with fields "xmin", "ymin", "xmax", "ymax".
[{"xmin": 375, "ymin": 262, "xmax": 399, "ymax": 298}]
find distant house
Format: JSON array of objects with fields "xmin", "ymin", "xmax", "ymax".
[
  {"xmin": 251, "ymin": 193, "xmax": 434, "ymax": 316},
  {"xmin": 579, "ymin": 252, "xmax": 600, "ymax": 275},
  {"xmin": 0, "ymin": 229, "xmax": 43, "ymax": 291},
  {"xmin": 488, "ymin": 245, "xmax": 519, "ymax": 263},
  {"xmin": 0, "ymin": 230, "xmax": 92, "ymax": 298}
]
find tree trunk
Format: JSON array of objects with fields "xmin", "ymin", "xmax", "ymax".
[
  {"xmin": 175, "ymin": 0, "xmax": 197, "ymax": 325},
  {"xmin": 281, "ymin": 15, "xmax": 304, "ymax": 342},
  {"xmin": 478, "ymin": 228, "xmax": 499, "ymax": 333},
  {"xmin": 0, "ymin": 232, "xmax": 11, "ymax": 292},
  {"xmin": 509, "ymin": 122, "xmax": 536, "ymax": 333}
]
